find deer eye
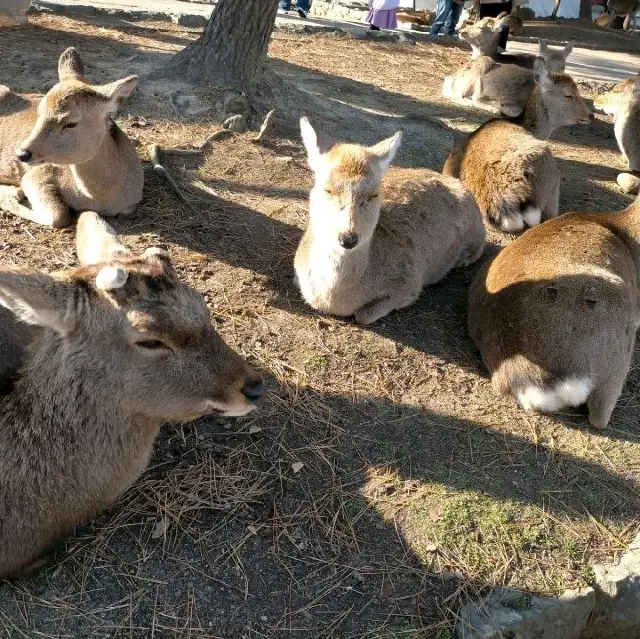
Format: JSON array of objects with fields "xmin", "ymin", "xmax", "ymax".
[
  {"xmin": 367, "ymin": 193, "xmax": 379, "ymax": 201},
  {"xmin": 324, "ymin": 188, "xmax": 334, "ymax": 196},
  {"xmin": 62, "ymin": 122, "xmax": 78, "ymax": 130},
  {"xmin": 135, "ymin": 339, "xmax": 169, "ymax": 350}
]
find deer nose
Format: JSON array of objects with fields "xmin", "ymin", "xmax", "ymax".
[
  {"xmin": 338, "ymin": 232, "xmax": 358, "ymax": 249},
  {"xmin": 589, "ymin": 112, "xmax": 595, "ymax": 120},
  {"xmin": 243, "ymin": 379, "xmax": 265, "ymax": 403},
  {"xmin": 16, "ymin": 149, "xmax": 32, "ymax": 162}
]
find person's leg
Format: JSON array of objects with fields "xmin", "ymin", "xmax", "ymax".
[
  {"xmin": 445, "ymin": 1, "xmax": 462, "ymax": 34},
  {"xmin": 297, "ymin": 0, "xmax": 310, "ymax": 17},
  {"xmin": 497, "ymin": 24, "xmax": 509, "ymax": 49},
  {"xmin": 431, "ymin": 0, "xmax": 452, "ymax": 34}
]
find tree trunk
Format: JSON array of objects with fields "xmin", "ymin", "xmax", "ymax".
[
  {"xmin": 169, "ymin": 0, "xmax": 280, "ymax": 92},
  {"xmin": 551, "ymin": 0, "xmax": 561, "ymax": 17}
]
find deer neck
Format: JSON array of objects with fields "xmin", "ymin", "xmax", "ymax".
[
  {"xmin": 1, "ymin": 336, "xmax": 159, "ymax": 458},
  {"xmin": 520, "ymin": 95, "xmax": 554, "ymax": 140},
  {"xmin": 70, "ymin": 121, "xmax": 122, "ymax": 196},
  {"xmin": 308, "ymin": 222, "xmax": 371, "ymax": 291},
  {"xmin": 611, "ymin": 196, "xmax": 640, "ymax": 246}
]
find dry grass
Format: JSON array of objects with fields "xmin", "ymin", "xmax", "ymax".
[{"xmin": 0, "ymin": 12, "xmax": 638, "ymax": 638}]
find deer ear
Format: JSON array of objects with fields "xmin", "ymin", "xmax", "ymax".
[
  {"xmin": 96, "ymin": 75, "xmax": 139, "ymax": 115},
  {"xmin": 300, "ymin": 117, "xmax": 322, "ymax": 172},
  {"xmin": 370, "ymin": 131, "xmax": 402, "ymax": 174},
  {"xmin": 538, "ymin": 38, "xmax": 548, "ymax": 54},
  {"xmin": 534, "ymin": 57, "xmax": 552, "ymax": 89},
  {"xmin": 58, "ymin": 47, "xmax": 85, "ymax": 81},
  {"xmin": 563, "ymin": 42, "xmax": 573, "ymax": 57},
  {"xmin": 76, "ymin": 212, "xmax": 130, "ymax": 266},
  {"xmin": 0, "ymin": 270, "xmax": 76, "ymax": 334}
]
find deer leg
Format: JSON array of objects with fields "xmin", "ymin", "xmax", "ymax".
[
  {"xmin": 355, "ymin": 291, "xmax": 417, "ymax": 325},
  {"xmin": 20, "ymin": 178, "xmax": 71, "ymax": 229},
  {"xmin": 607, "ymin": 10, "xmax": 616, "ymax": 27},
  {"xmin": 587, "ymin": 363, "xmax": 630, "ymax": 429},
  {"xmin": 117, "ymin": 203, "xmax": 138, "ymax": 220}
]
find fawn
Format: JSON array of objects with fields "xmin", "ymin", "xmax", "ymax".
[
  {"xmin": 294, "ymin": 118, "xmax": 486, "ymax": 325},
  {"xmin": 594, "ymin": 74, "xmax": 640, "ymax": 195},
  {"xmin": 0, "ymin": 48, "xmax": 143, "ymax": 228},
  {"xmin": 0, "ymin": 212, "xmax": 263, "ymax": 578},
  {"xmin": 468, "ymin": 191, "xmax": 640, "ymax": 429},
  {"xmin": 443, "ymin": 58, "xmax": 592, "ymax": 232}
]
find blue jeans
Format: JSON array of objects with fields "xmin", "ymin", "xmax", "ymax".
[
  {"xmin": 430, "ymin": 0, "xmax": 462, "ymax": 35},
  {"xmin": 280, "ymin": 0, "xmax": 311, "ymax": 10}
]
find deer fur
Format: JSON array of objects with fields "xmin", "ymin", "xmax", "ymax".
[
  {"xmin": 605, "ymin": 0, "xmax": 639, "ymax": 29},
  {"xmin": 468, "ymin": 192, "xmax": 640, "ymax": 429},
  {"xmin": 496, "ymin": 12, "xmax": 524, "ymax": 35},
  {"xmin": 0, "ymin": 48, "xmax": 143, "ymax": 228},
  {"xmin": 294, "ymin": 119, "xmax": 486, "ymax": 325},
  {"xmin": 458, "ymin": 18, "xmax": 572, "ymax": 72},
  {"xmin": 443, "ymin": 58, "xmax": 592, "ymax": 232},
  {"xmin": 0, "ymin": 212, "xmax": 262, "ymax": 578},
  {"xmin": 442, "ymin": 55, "xmax": 535, "ymax": 117},
  {"xmin": 594, "ymin": 74, "xmax": 640, "ymax": 195}
]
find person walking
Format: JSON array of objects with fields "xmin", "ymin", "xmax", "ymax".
[
  {"xmin": 279, "ymin": 0, "xmax": 311, "ymax": 18},
  {"xmin": 430, "ymin": 0, "xmax": 464, "ymax": 35},
  {"xmin": 366, "ymin": 0, "xmax": 400, "ymax": 30}
]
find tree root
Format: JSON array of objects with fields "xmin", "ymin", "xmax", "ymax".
[
  {"xmin": 148, "ymin": 144, "xmax": 196, "ymax": 211},
  {"xmin": 251, "ymin": 109, "xmax": 276, "ymax": 143}
]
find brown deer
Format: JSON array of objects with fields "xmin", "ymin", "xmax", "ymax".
[
  {"xmin": 0, "ymin": 212, "xmax": 263, "ymax": 578},
  {"xmin": 594, "ymin": 74, "xmax": 640, "ymax": 195},
  {"xmin": 443, "ymin": 58, "xmax": 592, "ymax": 231},
  {"xmin": 0, "ymin": 48, "xmax": 143, "ymax": 228},
  {"xmin": 294, "ymin": 118, "xmax": 486, "ymax": 325},
  {"xmin": 458, "ymin": 18, "xmax": 572, "ymax": 71},
  {"xmin": 468, "ymin": 192, "xmax": 640, "ymax": 429}
]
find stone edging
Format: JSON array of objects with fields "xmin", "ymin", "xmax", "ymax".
[{"xmin": 456, "ymin": 533, "xmax": 640, "ymax": 638}]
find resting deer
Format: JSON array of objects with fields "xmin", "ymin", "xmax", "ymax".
[
  {"xmin": 458, "ymin": 18, "xmax": 572, "ymax": 72},
  {"xmin": 294, "ymin": 118, "xmax": 486, "ymax": 325},
  {"xmin": 442, "ymin": 55, "xmax": 535, "ymax": 117},
  {"xmin": 468, "ymin": 192, "xmax": 640, "ymax": 430},
  {"xmin": 443, "ymin": 58, "xmax": 592, "ymax": 232},
  {"xmin": 594, "ymin": 74, "xmax": 640, "ymax": 195},
  {"xmin": 0, "ymin": 212, "xmax": 263, "ymax": 578},
  {"xmin": 0, "ymin": 48, "xmax": 143, "ymax": 228}
]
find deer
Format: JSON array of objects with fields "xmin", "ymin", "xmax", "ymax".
[
  {"xmin": 0, "ymin": 211, "xmax": 263, "ymax": 578},
  {"xmin": 458, "ymin": 18, "xmax": 572, "ymax": 72},
  {"xmin": 604, "ymin": 0, "xmax": 639, "ymax": 29},
  {"xmin": 0, "ymin": 47, "xmax": 143, "ymax": 228},
  {"xmin": 442, "ymin": 55, "xmax": 535, "ymax": 117},
  {"xmin": 594, "ymin": 74, "xmax": 640, "ymax": 195},
  {"xmin": 294, "ymin": 118, "xmax": 486, "ymax": 325},
  {"xmin": 443, "ymin": 58, "xmax": 593, "ymax": 232},
  {"xmin": 468, "ymin": 191, "xmax": 640, "ymax": 430}
]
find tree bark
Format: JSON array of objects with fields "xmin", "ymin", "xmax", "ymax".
[
  {"xmin": 551, "ymin": 0, "xmax": 561, "ymax": 17},
  {"xmin": 169, "ymin": 0, "xmax": 280, "ymax": 92}
]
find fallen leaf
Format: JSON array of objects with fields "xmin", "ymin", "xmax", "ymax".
[
  {"xmin": 151, "ymin": 518, "xmax": 167, "ymax": 539},
  {"xmin": 249, "ymin": 425, "xmax": 262, "ymax": 434},
  {"xmin": 291, "ymin": 462, "xmax": 304, "ymax": 474}
]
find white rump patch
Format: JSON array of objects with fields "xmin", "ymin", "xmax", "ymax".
[
  {"xmin": 499, "ymin": 212, "xmax": 524, "ymax": 233},
  {"xmin": 516, "ymin": 377, "xmax": 594, "ymax": 413},
  {"xmin": 522, "ymin": 206, "xmax": 542, "ymax": 227}
]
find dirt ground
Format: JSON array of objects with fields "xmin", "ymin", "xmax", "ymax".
[{"xmin": 0, "ymin": 13, "xmax": 639, "ymax": 638}]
